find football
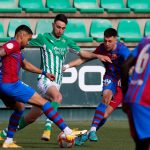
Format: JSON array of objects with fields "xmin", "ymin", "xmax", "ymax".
[{"xmin": 58, "ymin": 132, "xmax": 75, "ymax": 148}]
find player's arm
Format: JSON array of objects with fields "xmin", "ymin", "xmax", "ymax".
[
  {"xmin": 78, "ymin": 50, "xmax": 112, "ymax": 63},
  {"xmin": 66, "ymin": 37, "xmax": 112, "ymax": 63},
  {"xmin": 0, "ymin": 47, "xmax": 7, "ymax": 57},
  {"xmin": 22, "ymin": 59, "xmax": 55, "ymax": 81},
  {"xmin": 121, "ymin": 55, "xmax": 136, "ymax": 96}
]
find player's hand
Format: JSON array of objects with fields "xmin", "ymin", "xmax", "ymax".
[
  {"xmin": 46, "ymin": 73, "xmax": 55, "ymax": 81},
  {"xmin": 62, "ymin": 64, "xmax": 70, "ymax": 72},
  {"xmin": 97, "ymin": 55, "xmax": 112, "ymax": 63}
]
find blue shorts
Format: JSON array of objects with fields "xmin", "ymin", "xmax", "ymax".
[
  {"xmin": 103, "ymin": 78, "xmax": 117, "ymax": 95},
  {"xmin": 127, "ymin": 103, "xmax": 150, "ymax": 140},
  {"xmin": 0, "ymin": 80, "xmax": 35, "ymax": 103}
]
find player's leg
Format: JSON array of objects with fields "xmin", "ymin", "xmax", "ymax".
[
  {"xmin": 38, "ymin": 78, "xmax": 62, "ymax": 141},
  {"xmin": 97, "ymin": 86, "xmax": 123, "ymax": 130},
  {"xmin": 2, "ymin": 101, "xmax": 25, "ymax": 148},
  {"xmin": 88, "ymin": 79, "xmax": 117, "ymax": 141},
  {"xmin": 28, "ymin": 92, "xmax": 87, "ymax": 141},
  {"xmin": 88, "ymin": 89, "xmax": 112, "ymax": 141}
]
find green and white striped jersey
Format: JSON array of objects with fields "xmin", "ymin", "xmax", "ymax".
[{"xmin": 29, "ymin": 33, "xmax": 80, "ymax": 85}]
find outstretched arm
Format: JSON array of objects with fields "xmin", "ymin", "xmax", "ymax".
[
  {"xmin": 22, "ymin": 59, "xmax": 55, "ymax": 81},
  {"xmin": 79, "ymin": 50, "xmax": 112, "ymax": 63}
]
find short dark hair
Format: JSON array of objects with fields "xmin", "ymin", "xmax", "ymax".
[
  {"xmin": 54, "ymin": 14, "xmax": 68, "ymax": 24},
  {"xmin": 104, "ymin": 28, "xmax": 117, "ymax": 37},
  {"xmin": 15, "ymin": 25, "xmax": 33, "ymax": 35}
]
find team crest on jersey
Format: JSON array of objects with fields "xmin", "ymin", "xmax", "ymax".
[
  {"xmin": 6, "ymin": 43, "xmax": 14, "ymax": 49},
  {"xmin": 111, "ymin": 54, "xmax": 118, "ymax": 60},
  {"xmin": 103, "ymin": 79, "xmax": 111, "ymax": 86}
]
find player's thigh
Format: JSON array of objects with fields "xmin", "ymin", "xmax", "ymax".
[
  {"xmin": 46, "ymin": 86, "xmax": 62, "ymax": 103},
  {"xmin": 37, "ymin": 77, "xmax": 62, "ymax": 102},
  {"xmin": 28, "ymin": 92, "xmax": 48, "ymax": 107},
  {"xmin": 102, "ymin": 79, "xmax": 117, "ymax": 104}
]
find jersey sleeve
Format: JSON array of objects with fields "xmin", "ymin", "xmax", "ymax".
[
  {"xmin": 29, "ymin": 34, "xmax": 44, "ymax": 46},
  {"xmin": 65, "ymin": 37, "xmax": 81, "ymax": 54},
  {"xmin": 119, "ymin": 44, "xmax": 131, "ymax": 60},
  {"xmin": 93, "ymin": 46, "xmax": 101, "ymax": 54},
  {"xmin": 2, "ymin": 41, "xmax": 19, "ymax": 55}
]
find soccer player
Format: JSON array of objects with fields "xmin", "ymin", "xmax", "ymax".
[
  {"xmin": 0, "ymin": 25, "xmax": 87, "ymax": 148},
  {"xmin": 0, "ymin": 14, "xmax": 111, "ymax": 142},
  {"xmin": 63, "ymin": 28, "xmax": 130, "ymax": 144},
  {"xmin": 121, "ymin": 36, "xmax": 150, "ymax": 150}
]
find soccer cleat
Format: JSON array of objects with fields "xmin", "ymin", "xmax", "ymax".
[
  {"xmin": 0, "ymin": 130, "xmax": 6, "ymax": 141},
  {"xmin": 41, "ymin": 130, "xmax": 51, "ymax": 141},
  {"xmin": 88, "ymin": 131, "xmax": 98, "ymax": 141},
  {"xmin": 2, "ymin": 142, "xmax": 21, "ymax": 148},
  {"xmin": 66, "ymin": 130, "xmax": 87, "ymax": 141},
  {"xmin": 75, "ymin": 133, "xmax": 88, "ymax": 146}
]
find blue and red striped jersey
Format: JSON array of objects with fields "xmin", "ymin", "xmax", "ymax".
[
  {"xmin": 125, "ymin": 36, "xmax": 150, "ymax": 106},
  {"xmin": 1, "ymin": 39, "xmax": 24, "ymax": 83},
  {"xmin": 93, "ymin": 42, "xmax": 130, "ymax": 81}
]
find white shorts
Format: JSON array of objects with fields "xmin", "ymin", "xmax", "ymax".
[{"xmin": 37, "ymin": 77, "xmax": 61, "ymax": 97}]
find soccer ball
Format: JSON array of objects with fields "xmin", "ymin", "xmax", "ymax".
[{"xmin": 58, "ymin": 132, "xmax": 75, "ymax": 148}]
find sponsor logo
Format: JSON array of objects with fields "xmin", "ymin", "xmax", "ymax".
[{"xmin": 62, "ymin": 66, "xmax": 105, "ymax": 92}]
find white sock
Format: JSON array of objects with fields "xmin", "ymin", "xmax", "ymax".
[
  {"xmin": 90, "ymin": 127, "xmax": 96, "ymax": 132},
  {"xmin": 5, "ymin": 137, "xmax": 13, "ymax": 144},
  {"xmin": 63, "ymin": 127, "xmax": 72, "ymax": 135}
]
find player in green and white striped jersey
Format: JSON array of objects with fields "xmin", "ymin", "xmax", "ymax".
[{"xmin": 0, "ymin": 14, "xmax": 111, "ymax": 142}]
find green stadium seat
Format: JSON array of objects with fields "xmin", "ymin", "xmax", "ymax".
[
  {"xmin": 144, "ymin": 20, "xmax": 150, "ymax": 36},
  {"xmin": 0, "ymin": 0, "xmax": 22, "ymax": 13},
  {"xmin": 46, "ymin": 0, "xmax": 77, "ymax": 13},
  {"xmin": 89, "ymin": 19, "xmax": 112, "ymax": 42},
  {"xmin": 73, "ymin": 0, "xmax": 104, "ymax": 13},
  {"xmin": 19, "ymin": 0, "xmax": 49, "ymax": 13},
  {"xmin": 64, "ymin": 20, "xmax": 93, "ymax": 42},
  {"xmin": 127, "ymin": 0, "xmax": 150, "ymax": 13},
  {"xmin": 7, "ymin": 19, "xmax": 31, "ymax": 37},
  {"xmin": 0, "ymin": 22, "xmax": 11, "ymax": 42},
  {"xmin": 101, "ymin": 0, "xmax": 130, "ymax": 13},
  {"xmin": 117, "ymin": 19, "xmax": 142, "ymax": 42},
  {"xmin": 35, "ymin": 19, "xmax": 53, "ymax": 34}
]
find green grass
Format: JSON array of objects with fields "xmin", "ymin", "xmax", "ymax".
[{"xmin": 0, "ymin": 121, "xmax": 134, "ymax": 150}]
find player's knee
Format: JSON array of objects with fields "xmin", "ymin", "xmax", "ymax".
[{"xmin": 53, "ymin": 94, "xmax": 62, "ymax": 104}]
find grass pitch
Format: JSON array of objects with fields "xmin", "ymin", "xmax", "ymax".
[{"xmin": 0, "ymin": 121, "xmax": 134, "ymax": 150}]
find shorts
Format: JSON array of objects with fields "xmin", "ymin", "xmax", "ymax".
[
  {"xmin": 0, "ymin": 80, "xmax": 35, "ymax": 103},
  {"xmin": 37, "ymin": 77, "xmax": 60, "ymax": 97},
  {"xmin": 109, "ymin": 86, "xmax": 123, "ymax": 109},
  {"xmin": 125, "ymin": 103, "xmax": 150, "ymax": 140},
  {"xmin": 103, "ymin": 78, "xmax": 117, "ymax": 95}
]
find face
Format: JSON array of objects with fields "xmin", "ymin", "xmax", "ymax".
[
  {"xmin": 104, "ymin": 36, "xmax": 117, "ymax": 51},
  {"xmin": 21, "ymin": 32, "xmax": 32, "ymax": 48},
  {"xmin": 52, "ymin": 20, "xmax": 66, "ymax": 38}
]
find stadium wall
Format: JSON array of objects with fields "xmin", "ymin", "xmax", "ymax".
[{"xmin": 0, "ymin": 47, "xmax": 128, "ymax": 121}]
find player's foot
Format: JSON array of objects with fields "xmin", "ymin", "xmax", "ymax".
[
  {"xmin": 2, "ymin": 141, "xmax": 21, "ymax": 148},
  {"xmin": 0, "ymin": 130, "xmax": 6, "ymax": 141},
  {"xmin": 66, "ymin": 130, "xmax": 87, "ymax": 141},
  {"xmin": 41, "ymin": 130, "xmax": 51, "ymax": 141},
  {"xmin": 88, "ymin": 131, "xmax": 98, "ymax": 141},
  {"xmin": 75, "ymin": 133, "xmax": 88, "ymax": 146}
]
